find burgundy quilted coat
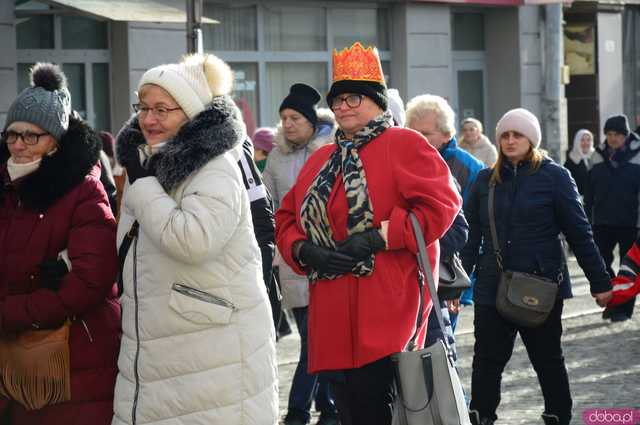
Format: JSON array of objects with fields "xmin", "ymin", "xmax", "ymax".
[{"xmin": 0, "ymin": 117, "xmax": 120, "ymax": 424}]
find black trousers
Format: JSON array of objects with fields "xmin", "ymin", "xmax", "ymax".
[
  {"xmin": 328, "ymin": 357, "xmax": 395, "ymax": 425},
  {"xmin": 593, "ymin": 225, "xmax": 636, "ymax": 318},
  {"xmin": 470, "ymin": 300, "xmax": 572, "ymax": 425}
]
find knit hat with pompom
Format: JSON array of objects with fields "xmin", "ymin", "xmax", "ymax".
[
  {"xmin": 4, "ymin": 63, "xmax": 72, "ymax": 140},
  {"xmin": 137, "ymin": 53, "xmax": 233, "ymax": 120}
]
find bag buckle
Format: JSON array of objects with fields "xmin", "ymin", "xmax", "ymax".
[{"xmin": 127, "ymin": 222, "xmax": 139, "ymax": 238}]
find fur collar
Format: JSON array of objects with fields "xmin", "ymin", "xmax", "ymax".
[
  {"xmin": 273, "ymin": 108, "xmax": 336, "ymax": 154},
  {"xmin": 117, "ymin": 95, "xmax": 246, "ymax": 192},
  {"xmin": 0, "ymin": 116, "xmax": 101, "ymax": 211},
  {"xmin": 459, "ymin": 134, "xmax": 492, "ymax": 152}
]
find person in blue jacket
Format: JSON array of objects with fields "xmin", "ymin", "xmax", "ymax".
[
  {"xmin": 406, "ymin": 94, "xmax": 484, "ymax": 331},
  {"xmin": 461, "ymin": 108, "xmax": 612, "ymax": 425},
  {"xmin": 584, "ymin": 114, "xmax": 640, "ymax": 322}
]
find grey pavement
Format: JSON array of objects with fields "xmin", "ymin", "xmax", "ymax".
[{"xmin": 276, "ymin": 256, "xmax": 640, "ymax": 424}]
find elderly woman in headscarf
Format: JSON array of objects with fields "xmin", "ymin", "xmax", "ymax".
[
  {"xmin": 564, "ymin": 129, "xmax": 595, "ymax": 197},
  {"xmin": 458, "ymin": 117, "xmax": 497, "ymax": 168},
  {"xmin": 0, "ymin": 63, "xmax": 120, "ymax": 424},
  {"xmin": 113, "ymin": 53, "xmax": 277, "ymax": 425}
]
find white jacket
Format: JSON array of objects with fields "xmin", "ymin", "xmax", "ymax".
[
  {"xmin": 263, "ymin": 109, "xmax": 336, "ymax": 308},
  {"xmin": 114, "ymin": 100, "xmax": 278, "ymax": 425}
]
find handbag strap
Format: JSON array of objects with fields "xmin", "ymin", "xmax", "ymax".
[
  {"xmin": 407, "ymin": 213, "xmax": 449, "ymax": 353},
  {"xmin": 117, "ymin": 221, "xmax": 139, "ymax": 296},
  {"xmin": 488, "ymin": 182, "xmax": 504, "ymax": 271}
]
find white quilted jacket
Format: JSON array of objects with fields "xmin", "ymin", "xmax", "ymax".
[{"xmin": 113, "ymin": 143, "xmax": 278, "ymax": 425}]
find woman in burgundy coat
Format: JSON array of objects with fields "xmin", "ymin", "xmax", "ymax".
[{"xmin": 0, "ymin": 63, "xmax": 120, "ymax": 424}]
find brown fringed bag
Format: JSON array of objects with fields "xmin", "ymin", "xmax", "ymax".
[{"xmin": 0, "ymin": 321, "xmax": 71, "ymax": 410}]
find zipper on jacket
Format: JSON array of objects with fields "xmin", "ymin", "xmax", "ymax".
[
  {"xmin": 172, "ymin": 283, "xmax": 238, "ymax": 310},
  {"xmin": 131, "ymin": 237, "xmax": 141, "ymax": 425},
  {"xmin": 80, "ymin": 319, "xmax": 93, "ymax": 342}
]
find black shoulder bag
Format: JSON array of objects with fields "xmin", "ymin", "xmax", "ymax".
[
  {"xmin": 117, "ymin": 221, "xmax": 139, "ymax": 296},
  {"xmin": 488, "ymin": 182, "xmax": 559, "ymax": 327}
]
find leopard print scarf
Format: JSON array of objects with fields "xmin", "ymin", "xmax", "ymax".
[{"xmin": 300, "ymin": 111, "xmax": 393, "ymax": 281}]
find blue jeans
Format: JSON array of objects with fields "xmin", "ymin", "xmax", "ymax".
[{"xmin": 287, "ymin": 307, "xmax": 337, "ymax": 422}]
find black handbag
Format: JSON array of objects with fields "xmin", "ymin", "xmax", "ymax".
[
  {"xmin": 488, "ymin": 182, "xmax": 559, "ymax": 328},
  {"xmin": 438, "ymin": 254, "xmax": 471, "ymax": 300},
  {"xmin": 391, "ymin": 213, "xmax": 470, "ymax": 425}
]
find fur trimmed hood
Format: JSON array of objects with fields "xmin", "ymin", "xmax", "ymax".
[
  {"xmin": 116, "ymin": 95, "xmax": 246, "ymax": 192},
  {"xmin": 274, "ymin": 108, "xmax": 336, "ymax": 155},
  {"xmin": 0, "ymin": 116, "xmax": 102, "ymax": 211}
]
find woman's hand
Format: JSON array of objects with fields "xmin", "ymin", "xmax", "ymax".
[
  {"xmin": 593, "ymin": 290, "xmax": 613, "ymax": 307},
  {"xmin": 126, "ymin": 158, "xmax": 154, "ymax": 185},
  {"xmin": 38, "ymin": 259, "xmax": 69, "ymax": 291},
  {"xmin": 298, "ymin": 241, "xmax": 359, "ymax": 275},
  {"xmin": 336, "ymin": 229, "xmax": 386, "ymax": 261}
]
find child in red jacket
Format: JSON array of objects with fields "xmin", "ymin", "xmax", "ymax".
[{"xmin": 610, "ymin": 236, "xmax": 640, "ymax": 306}]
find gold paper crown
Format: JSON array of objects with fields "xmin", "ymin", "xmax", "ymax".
[{"xmin": 332, "ymin": 42, "xmax": 384, "ymax": 84}]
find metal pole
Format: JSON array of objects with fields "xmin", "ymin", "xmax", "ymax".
[
  {"xmin": 542, "ymin": 3, "xmax": 567, "ymax": 162},
  {"xmin": 186, "ymin": 0, "xmax": 203, "ymax": 54}
]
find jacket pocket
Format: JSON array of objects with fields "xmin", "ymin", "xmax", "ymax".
[{"xmin": 169, "ymin": 283, "xmax": 237, "ymax": 325}]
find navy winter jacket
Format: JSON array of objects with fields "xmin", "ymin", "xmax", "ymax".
[
  {"xmin": 584, "ymin": 133, "xmax": 640, "ymax": 228},
  {"xmin": 461, "ymin": 158, "xmax": 611, "ymax": 305}
]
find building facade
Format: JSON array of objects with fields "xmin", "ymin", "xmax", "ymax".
[{"xmin": 2, "ymin": 0, "xmax": 636, "ymax": 158}]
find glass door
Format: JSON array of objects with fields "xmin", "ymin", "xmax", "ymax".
[{"xmin": 452, "ymin": 54, "xmax": 487, "ymax": 128}]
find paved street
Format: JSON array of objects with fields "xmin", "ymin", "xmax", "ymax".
[{"xmin": 276, "ymin": 255, "xmax": 640, "ymax": 424}]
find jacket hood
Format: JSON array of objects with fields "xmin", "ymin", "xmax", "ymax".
[
  {"xmin": 117, "ymin": 95, "xmax": 246, "ymax": 192},
  {"xmin": 1, "ymin": 116, "xmax": 102, "ymax": 211},
  {"xmin": 595, "ymin": 131, "xmax": 640, "ymax": 163},
  {"xmin": 274, "ymin": 108, "xmax": 336, "ymax": 154}
]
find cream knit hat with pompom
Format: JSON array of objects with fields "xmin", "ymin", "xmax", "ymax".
[{"xmin": 137, "ymin": 53, "xmax": 233, "ymax": 120}]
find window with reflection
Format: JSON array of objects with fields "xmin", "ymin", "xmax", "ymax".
[
  {"xmin": 266, "ymin": 63, "xmax": 328, "ymax": 126},
  {"xmin": 231, "ymin": 63, "xmax": 259, "ymax": 137}
]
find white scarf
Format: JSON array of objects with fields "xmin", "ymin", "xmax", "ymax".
[
  {"xmin": 138, "ymin": 142, "xmax": 166, "ymax": 164},
  {"xmin": 7, "ymin": 157, "xmax": 42, "ymax": 181},
  {"xmin": 568, "ymin": 129, "xmax": 594, "ymax": 165}
]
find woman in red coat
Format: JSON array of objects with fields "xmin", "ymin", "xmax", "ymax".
[
  {"xmin": 275, "ymin": 42, "xmax": 461, "ymax": 425},
  {"xmin": 0, "ymin": 63, "xmax": 120, "ymax": 424}
]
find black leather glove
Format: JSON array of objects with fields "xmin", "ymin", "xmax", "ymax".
[
  {"xmin": 126, "ymin": 157, "xmax": 154, "ymax": 185},
  {"xmin": 298, "ymin": 241, "xmax": 359, "ymax": 275},
  {"xmin": 38, "ymin": 259, "xmax": 69, "ymax": 291},
  {"xmin": 336, "ymin": 229, "xmax": 386, "ymax": 261}
]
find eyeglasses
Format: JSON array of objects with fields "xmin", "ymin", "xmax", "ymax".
[
  {"xmin": 331, "ymin": 94, "xmax": 364, "ymax": 110},
  {"xmin": 132, "ymin": 104, "xmax": 182, "ymax": 121},
  {"xmin": 1, "ymin": 130, "xmax": 50, "ymax": 146}
]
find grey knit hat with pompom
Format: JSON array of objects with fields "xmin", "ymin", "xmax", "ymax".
[{"xmin": 4, "ymin": 63, "xmax": 72, "ymax": 140}]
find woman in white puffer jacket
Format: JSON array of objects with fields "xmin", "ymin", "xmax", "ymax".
[{"xmin": 113, "ymin": 53, "xmax": 278, "ymax": 425}]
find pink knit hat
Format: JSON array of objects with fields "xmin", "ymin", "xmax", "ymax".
[
  {"xmin": 495, "ymin": 108, "xmax": 542, "ymax": 148},
  {"xmin": 252, "ymin": 127, "xmax": 276, "ymax": 153}
]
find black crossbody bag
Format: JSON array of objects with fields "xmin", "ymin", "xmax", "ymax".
[{"xmin": 488, "ymin": 182, "xmax": 559, "ymax": 327}]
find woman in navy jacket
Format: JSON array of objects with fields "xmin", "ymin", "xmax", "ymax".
[{"xmin": 461, "ymin": 108, "xmax": 612, "ymax": 425}]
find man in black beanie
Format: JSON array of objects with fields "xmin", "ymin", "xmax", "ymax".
[{"xmin": 585, "ymin": 113, "xmax": 640, "ymax": 322}]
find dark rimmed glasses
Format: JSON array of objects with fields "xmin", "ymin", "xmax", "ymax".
[
  {"xmin": 331, "ymin": 94, "xmax": 364, "ymax": 110},
  {"xmin": 1, "ymin": 130, "xmax": 50, "ymax": 146},
  {"xmin": 132, "ymin": 104, "xmax": 182, "ymax": 121}
]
